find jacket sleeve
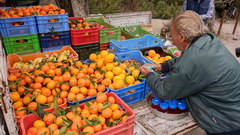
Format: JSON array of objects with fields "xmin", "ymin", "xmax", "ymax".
[
  {"xmin": 146, "ymin": 63, "xmax": 209, "ymax": 100},
  {"xmin": 161, "ymin": 57, "xmax": 177, "ymax": 73}
]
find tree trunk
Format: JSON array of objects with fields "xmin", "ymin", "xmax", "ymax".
[{"xmin": 71, "ymin": 0, "xmax": 89, "ymax": 17}]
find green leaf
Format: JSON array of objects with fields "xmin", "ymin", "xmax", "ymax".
[
  {"xmin": 80, "ymin": 132, "xmax": 89, "ymax": 135},
  {"xmin": 59, "ymin": 126, "xmax": 68, "ymax": 135},
  {"xmin": 84, "ymin": 102, "xmax": 90, "ymax": 107},
  {"xmin": 54, "ymin": 96, "xmax": 59, "ymax": 113},
  {"xmin": 49, "ymin": 127, "xmax": 53, "ymax": 135},
  {"xmin": 65, "ymin": 131, "xmax": 76, "ymax": 135},
  {"xmin": 37, "ymin": 103, "xmax": 44, "ymax": 119},
  {"xmin": 30, "ymin": 94, "xmax": 38, "ymax": 102},
  {"xmin": 81, "ymin": 116, "xmax": 93, "ymax": 126},
  {"xmin": 27, "ymin": 108, "xmax": 40, "ymax": 118},
  {"xmin": 101, "ymin": 102, "xmax": 111, "ymax": 110}
]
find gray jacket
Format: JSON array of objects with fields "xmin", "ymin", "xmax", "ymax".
[{"xmin": 146, "ymin": 33, "xmax": 240, "ymax": 133}]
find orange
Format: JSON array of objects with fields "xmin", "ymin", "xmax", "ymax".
[
  {"xmin": 71, "ymin": 121, "xmax": 82, "ymax": 131},
  {"xmin": 48, "ymin": 123, "xmax": 58, "ymax": 132},
  {"xmin": 33, "ymin": 120, "xmax": 46, "ymax": 128},
  {"xmin": 33, "ymin": 83, "xmax": 42, "ymax": 89},
  {"xmin": 67, "ymin": 92, "xmax": 76, "ymax": 101},
  {"xmin": 80, "ymin": 87, "xmax": 88, "ymax": 95},
  {"xmin": 112, "ymin": 110, "xmax": 124, "ymax": 120},
  {"xmin": 20, "ymin": 79, "xmax": 26, "ymax": 86},
  {"xmin": 132, "ymin": 70, "xmax": 140, "ymax": 78},
  {"xmin": 27, "ymin": 127, "xmax": 38, "ymax": 135},
  {"xmin": 63, "ymin": 72, "xmax": 71, "ymax": 81},
  {"xmin": 119, "ymin": 63, "xmax": 127, "ymax": 70},
  {"xmin": 75, "ymin": 61, "xmax": 83, "ymax": 68},
  {"xmin": 70, "ymin": 86, "xmax": 80, "ymax": 94},
  {"xmin": 53, "ymin": 129, "xmax": 60, "ymax": 135},
  {"xmin": 66, "ymin": 112, "xmax": 76, "ymax": 121},
  {"xmin": 35, "ymin": 76, "xmax": 44, "ymax": 83},
  {"xmin": 55, "ymin": 116, "xmax": 67, "ymax": 126},
  {"xmin": 55, "ymin": 68, "xmax": 62, "ymax": 76},
  {"xmin": 71, "ymin": 68, "xmax": 79, "ymax": 76},
  {"xmin": 41, "ymin": 87, "xmax": 51, "ymax": 97},
  {"xmin": 105, "ymin": 71, "xmax": 114, "ymax": 80},
  {"xmin": 93, "ymin": 124, "xmax": 102, "ymax": 133},
  {"xmin": 60, "ymin": 91, "xmax": 68, "ymax": 98},
  {"xmin": 97, "ymin": 85, "xmax": 105, "ymax": 92},
  {"xmin": 47, "ymin": 80, "xmax": 56, "ymax": 89},
  {"xmin": 61, "ymin": 83, "xmax": 70, "ymax": 91},
  {"xmin": 100, "ymin": 50, "xmax": 108, "ymax": 57},
  {"xmin": 108, "ymin": 96, "xmax": 115, "ymax": 104},
  {"xmin": 113, "ymin": 79, "xmax": 124, "ymax": 89},
  {"xmin": 43, "ymin": 78, "xmax": 51, "ymax": 85},
  {"xmin": 120, "ymin": 115, "xmax": 128, "ymax": 124},
  {"xmin": 89, "ymin": 53, "xmax": 97, "ymax": 61},
  {"xmin": 101, "ymin": 108, "xmax": 112, "ymax": 118},
  {"xmin": 36, "ymin": 127, "xmax": 49, "ymax": 135},
  {"xmin": 77, "ymin": 79, "xmax": 85, "ymax": 87},
  {"xmin": 22, "ymin": 96, "xmax": 31, "ymax": 105},
  {"xmin": 105, "ymin": 63, "xmax": 114, "ymax": 71},
  {"xmin": 82, "ymin": 126, "xmax": 94, "ymax": 135},
  {"xmin": 97, "ymin": 115, "xmax": 106, "ymax": 125},
  {"xmin": 86, "ymin": 67, "xmax": 94, "ymax": 74},
  {"xmin": 18, "ymin": 87, "xmax": 25, "ymax": 94},
  {"xmin": 88, "ymin": 114, "xmax": 98, "ymax": 121},
  {"xmin": 36, "ymin": 95, "xmax": 47, "ymax": 105},
  {"xmin": 52, "ymin": 88, "xmax": 60, "ymax": 96},
  {"xmin": 88, "ymin": 89, "xmax": 97, "ymax": 97},
  {"xmin": 13, "ymin": 100, "xmax": 23, "ymax": 110},
  {"xmin": 126, "ymin": 75, "xmax": 135, "ymax": 85},
  {"xmin": 148, "ymin": 50, "xmax": 156, "ymax": 57},
  {"xmin": 77, "ymin": 72, "xmax": 85, "ymax": 79},
  {"xmin": 41, "ymin": 64, "xmax": 50, "ymax": 72},
  {"xmin": 76, "ymin": 93, "xmax": 84, "ymax": 101},
  {"xmin": 58, "ymin": 98, "xmax": 63, "ymax": 105},
  {"xmin": 8, "ymin": 74, "xmax": 17, "ymax": 81},
  {"xmin": 112, "ymin": 67, "xmax": 122, "ymax": 76},
  {"xmin": 104, "ymin": 53, "xmax": 114, "ymax": 64},
  {"xmin": 96, "ymin": 93, "xmax": 107, "ymax": 103},
  {"xmin": 15, "ymin": 107, "xmax": 26, "ymax": 116},
  {"xmin": 69, "ymin": 77, "xmax": 77, "ymax": 86},
  {"xmin": 43, "ymin": 113, "xmax": 55, "ymax": 125},
  {"xmin": 101, "ymin": 79, "xmax": 110, "ymax": 86},
  {"xmin": 81, "ymin": 109, "xmax": 90, "ymax": 118},
  {"xmin": 89, "ymin": 63, "xmax": 97, "ymax": 69},
  {"xmin": 72, "ymin": 115, "xmax": 82, "ymax": 123},
  {"xmin": 47, "ymin": 95, "xmax": 54, "ymax": 103},
  {"xmin": 89, "ymin": 104, "xmax": 98, "ymax": 114},
  {"xmin": 110, "ymin": 104, "xmax": 119, "ymax": 111},
  {"xmin": 28, "ymin": 102, "xmax": 37, "ymax": 111},
  {"xmin": 10, "ymin": 92, "xmax": 20, "ymax": 102}
]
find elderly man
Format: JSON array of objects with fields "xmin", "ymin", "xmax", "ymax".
[{"xmin": 141, "ymin": 11, "xmax": 240, "ymax": 135}]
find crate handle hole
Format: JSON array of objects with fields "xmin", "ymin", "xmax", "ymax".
[
  {"xmin": 11, "ymin": 22, "xmax": 24, "ymax": 26},
  {"xmin": 51, "ymin": 35, "xmax": 61, "ymax": 39},
  {"xmin": 124, "ymin": 89, "xmax": 136, "ymax": 95},
  {"xmin": 107, "ymin": 31, "xmax": 115, "ymax": 35},
  {"xmin": 48, "ymin": 19, "xmax": 59, "ymax": 22},
  {"xmin": 16, "ymin": 39, "xmax": 28, "ymax": 43}
]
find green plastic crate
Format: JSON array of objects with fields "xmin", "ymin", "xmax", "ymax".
[
  {"xmin": 3, "ymin": 34, "xmax": 41, "ymax": 55},
  {"xmin": 16, "ymin": 0, "xmax": 40, "ymax": 6},
  {"xmin": 122, "ymin": 25, "xmax": 160, "ymax": 38},
  {"xmin": 121, "ymin": 30, "xmax": 135, "ymax": 40},
  {"xmin": 72, "ymin": 43, "xmax": 99, "ymax": 60},
  {"xmin": 85, "ymin": 18, "xmax": 121, "ymax": 44}
]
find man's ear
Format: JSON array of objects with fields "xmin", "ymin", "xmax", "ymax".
[{"xmin": 179, "ymin": 32, "xmax": 186, "ymax": 43}]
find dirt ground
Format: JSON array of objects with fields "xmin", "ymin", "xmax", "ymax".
[{"xmin": 151, "ymin": 19, "xmax": 240, "ymax": 58}]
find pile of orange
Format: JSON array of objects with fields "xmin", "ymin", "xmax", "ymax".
[
  {"xmin": 145, "ymin": 50, "xmax": 173, "ymax": 64},
  {"xmin": 0, "ymin": 4, "xmax": 66, "ymax": 19},
  {"xmin": 69, "ymin": 18, "xmax": 95, "ymax": 30},
  {"xmin": 88, "ymin": 51, "xmax": 144, "ymax": 92},
  {"xmin": 26, "ymin": 93, "xmax": 128, "ymax": 135},
  {"xmin": 9, "ymin": 56, "xmax": 107, "ymax": 118}
]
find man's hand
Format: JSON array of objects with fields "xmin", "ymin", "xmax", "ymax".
[{"xmin": 140, "ymin": 66, "xmax": 152, "ymax": 76}]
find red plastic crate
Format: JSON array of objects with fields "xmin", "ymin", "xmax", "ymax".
[
  {"xmin": 19, "ymin": 92, "xmax": 135, "ymax": 135},
  {"xmin": 99, "ymin": 43, "xmax": 109, "ymax": 51},
  {"xmin": 69, "ymin": 18, "xmax": 99, "ymax": 45}
]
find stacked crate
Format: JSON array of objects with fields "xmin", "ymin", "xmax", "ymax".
[
  {"xmin": 36, "ymin": 14, "xmax": 70, "ymax": 52},
  {"xmin": 0, "ymin": 12, "xmax": 40, "ymax": 55},
  {"xmin": 69, "ymin": 18, "xmax": 100, "ymax": 60}
]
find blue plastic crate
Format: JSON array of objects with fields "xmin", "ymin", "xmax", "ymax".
[
  {"xmin": 109, "ymin": 81, "xmax": 145, "ymax": 105},
  {"xmin": 0, "ymin": 16, "xmax": 37, "ymax": 37},
  {"xmin": 110, "ymin": 35, "xmax": 163, "ymax": 53},
  {"xmin": 36, "ymin": 14, "xmax": 69, "ymax": 33},
  {"xmin": 41, "ymin": 45, "xmax": 71, "ymax": 52},
  {"xmin": 114, "ymin": 50, "xmax": 152, "ymax": 65},
  {"xmin": 39, "ymin": 31, "xmax": 70, "ymax": 48},
  {"xmin": 68, "ymin": 88, "xmax": 110, "ymax": 106}
]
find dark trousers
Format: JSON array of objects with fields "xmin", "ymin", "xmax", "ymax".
[{"xmin": 207, "ymin": 129, "xmax": 240, "ymax": 135}]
